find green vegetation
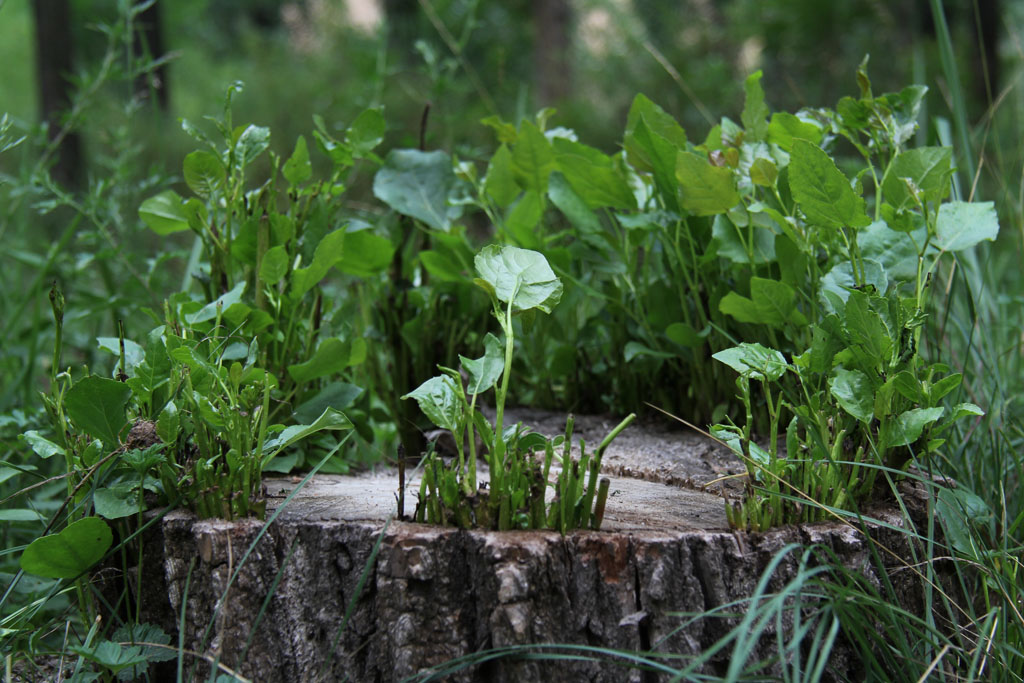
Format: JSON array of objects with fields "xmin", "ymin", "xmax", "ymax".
[{"xmin": 2, "ymin": 0, "xmax": 1023, "ymax": 679}]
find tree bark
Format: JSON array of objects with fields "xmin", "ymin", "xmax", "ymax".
[{"xmin": 32, "ymin": 0, "xmax": 81, "ymax": 187}]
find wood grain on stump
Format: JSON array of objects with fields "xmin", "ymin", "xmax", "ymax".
[{"xmin": 135, "ymin": 413, "xmax": 942, "ymax": 681}]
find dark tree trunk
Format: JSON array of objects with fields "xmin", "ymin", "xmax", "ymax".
[
  {"xmin": 532, "ymin": 0, "xmax": 571, "ymax": 106},
  {"xmin": 973, "ymin": 0, "xmax": 1000, "ymax": 105},
  {"xmin": 133, "ymin": 0, "xmax": 169, "ymax": 109},
  {"xmin": 32, "ymin": 0, "xmax": 81, "ymax": 187}
]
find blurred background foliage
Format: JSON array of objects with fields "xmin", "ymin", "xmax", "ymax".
[{"xmin": 0, "ymin": 0, "xmax": 1017, "ymax": 417}]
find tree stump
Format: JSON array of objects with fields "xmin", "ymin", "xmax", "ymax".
[{"xmin": 137, "ymin": 412, "xmax": 940, "ymax": 681}]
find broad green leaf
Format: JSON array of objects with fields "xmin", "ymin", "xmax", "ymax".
[
  {"xmin": 625, "ymin": 95, "xmax": 685, "ymax": 209},
  {"xmin": 819, "ymin": 259, "xmax": 888, "ymax": 312},
  {"xmin": 93, "ymin": 481, "xmax": 141, "ymax": 520},
  {"xmin": 373, "ymin": 149, "xmax": 461, "ymax": 231},
  {"xmin": 96, "ymin": 337, "xmax": 145, "ymax": 372},
  {"xmin": 233, "ymin": 124, "xmax": 271, "ymax": 171},
  {"xmin": 511, "ymin": 120, "xmax": 555, "ymax": 194},
  {"xmin": 156, "ymin": 402, "xmax": 180, "ymax": 444},
  {"xmin": 789, "ymin": 140, "xmax": 870, "ymax": 229},
  {"xmin": 290, "ymin": 228, "xmax": 346, "ymax": 299},
  {"xmin": 548, "ymin": 172, "xmax": 602, "ymax": 234},
  {"xmin": 64, "ymin": 376, "xmax": 132, "ymax": 446},
  {"xmin": 183, "ymin": 150, "xmax": 225, "ymax": 197},
  {"xmin": 830, "ymin": 368, "xmax": 875, "ymax": 423},
  {"xmin": 767, "ymin": 112, "xmax": 823, "ymax": 149},
  {"xmin": 741, "ymin": 70, "xmax": 770, "ymax": 141},
  {"xmin": 935, "ymin": 201, "xmax": 999, "ymax": 252},
  {"xmin": 553, "ymin": 138, "xmax": 635, "ymax": 209},
  {"xmin": 419, "ymin": 250, "xmax": 466, "ymax": 282},
  {"xmin": 881, "ymin": 147, "xmax": 952, "ymax": 209},
  {"xmin": 337, "ymin": 230, "xmax": 394, "ymax": 277},
  {"xmin": 259, "ymin": 245, "xmax": 289, "ymax": 285},
  {"xmin": 936, "ymin": 486, "xmax": 991, "ymax": 556},
  {"xmin": 749, "ymin": 158, "xmax": 778, "ymax": 187},
  {"xmin": 474, "ymin": 245, "xmax": 563, "ymax": 313},
  {"xmin": 402, "ymin": 375, "xmax": 462, "ymax": 432},
  {"xmin": 505, "ymin": 190, "xmax": 544, "ymax": 249},
  {"xmin": 675, "ymin": 152, "xmax": 740, "ymax": 216},
  {"xmin": 857, "ymin": 220, "xmax": 927, "ymax": 282},
  {"xmin": 718, "ymin": 277, "xmax": 806, "ymax": 328},
  {"xmin": 262, "ymin": 407, "xmax": 353, "ymax": 465},
  {"xmin": 665, "ymin": 322, "xmax": 704, "ymax": 348},
  {"xmin": 624, "ymin": 341, "xmax": 675, "ymax": 362},
  {"xmin": 287, "ymin": 337, "xmax": 350, "ymax": 384},
  {"xmin": 0, "ymin": 509, "xmax": 44, "ymax": 522},
  {"xmin": 890, "ymin": 407, "xmax": 944, "ymax": 447},
  {"xmin": 186, "ymin": 281, "xmax": 247, "ymax": 324},
  {"xmin": 461, "ymin": 333, "xmax": 504, "ymax": 395},
  {"xmin": 70, "ymin": 641, "xmax": 149, "ymax": 675},
  {"xmin": 929, "ymin": 373, "xmax": 962, "ymax": 403},
  {"xmin": 282, "ymin": 135, "xmax": 312, "ymax": 186},
  {"xmin": 892, "ymin": 370, "xmax": 924, "ymax": 403},
  {"xmin": 294, "ymin": 382, "xmax": 364, "ymax": 424},
  {"xmin": 345, "ymin": 108, "xmax": 386, "ymax": 156},
  {"xmin": 484, "ymin": 144, "xmax": 519, "ymax": 208},
  {"xmin": 712, "ymin": 343, "xmax": 788, "ymax": 382},
  {"xmin": 711, "ymin": 214, "xmax": 776, "ymax": 265},
  {"xmin": 139, "ymin": 191, "xmax": 190, "ymax": 235},
  {"xmin": 21, "ymin": 430, "xmax": 64, "ymax": 459},
  {"xmin": 20, "ymin": 516, "xmax": 112, "ymax": 579}
]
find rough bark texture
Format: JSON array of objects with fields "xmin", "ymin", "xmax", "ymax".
[{"xmin": 135, "ymin": 414, "xmax": 957, "ymax": 681}]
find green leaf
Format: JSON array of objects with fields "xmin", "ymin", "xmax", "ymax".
[
  {"xmin": 718, "ymin": 277, "xmax": 806, "ymax": 327},
  {"xmin": 935, "ymin": 201, "xmax": 999, "ymax": 252},
  {"xmin": 484, "ymin": 144, "xmax": 519, "ymax": 208},
  {"xmin": 461, "ymin": 333, "xmax": 505, "ymax": 395},
  {"xmin": 233, "ymin": 124, "xmax": 271, "ymax": 171},
  {"xmin": 262, "ymin": 408, "xmax": 353, "ymax": 466},
  {"xmin": 789, "ymin": 140, "xmax": 870, "ymax": 229},
  {"xmin": 20, "ymin": 516, "xmax": 112, "ymax": 578},
  {"xmin": 65, "ymin": 376, "xmax": 132, "ymax": 446},
  {"xmin": 665, "ymin": 322, "xmax": 704, "ymax": 348},
  {"xmin": 70, "ymin": 640, "xmax": 149, "ymax": 675},
  {"xmin": 505, "ymin": 190, "xmax": 544, "ymax": 249},
  {"xmin": 511, "ymin": 121, "xmax": 555, "ymax": 194},
  {"xmin": 345, "ymin": 108, "xmax": 386, "ymax": 157},
  {"xmin": 21, "ymin": 430, "xmax": 65, "ymax": 459},
  {"xmin": 819, "ymin": 259, "xmax": 888, "ymax": 311},
  {"xmin": 711, "ymin": 214, "xmax": 776, "ymax": 265},
  {"xmin": 290, "ymin": 228, "xmax": 346, "ymax": 299},
  {"xmin": 0, "ymin": 509, "xmax": 44, "ymax": 522},
  {"xmin": 830, "ymin": 368, "xmax": 875, "ymax": 423},
  {"xmin": 474, "ymin": 245, "xmax": 563, "ymax": 313},
  {"xmin": 767, "ymin": 112, "xmax": 823, "ymax": 149},
  {"xmin": 857, "ymin": 220, "xmax": 927, "ymax": 282},
  {"xmin": 749, "ymin": 157, "xmax": 778, "ymax": 187},
  {"xmin": 712, "ymin": 343, "xmax": 788, "ymax": 382},
  {"xmin": 936, "ymin": 486, "xmax": 991, "ymax": 556},
  {"xmin": 548, "ymin": 172, "xmax": 602, "ymax": 234},
  {"xmin": 882, "ymin": 147, "xmax": 952, "ymax": 209},
  {"xmin": 741, "ymin": 70, "xmax": 770, "ymax": 141},
  {"xmin": 675, "ymin": 152, "xmax": 740, "ymax": 216},
  {"xmin": 139, "ymin": 190, "xmax": 190, "ymax": 235},
  {"xmin": 96, "ymin": 337, "xmax": 145, "ymax": 373},
  {"xmin": 94, "ymin": 481, "xmax": 141, "ymax": 520},
  {"xmin": 156, "ymin": 402, "xmax": 179, "ymax": 444},
  {"xmin": 259, "ymin": 245, "xmax": 289, "ymax": 285},
  {"xmin": 624, "ymin": 341, "xmax": 675, "ymax": 362},
  {"xmin": 402, "ymin": 375, "xmax": 463, "ymax": 432},
  {"xmin": 287, "ymin": 337, "xmax": 351, "ymax": 384},
  {"xmin": 336, "ymin": 229, "xmax": 395, "ymax": 277},
  {"xmin": 373, "ymin": 149, "xmax": 461, "ymax": 231},
  {"xmin": 553, "ymin": 138, "xmax": 635, "ymax": 209},
  {"xmin": 186, "ymin": 281, "xmax": 247, "ymax": 324},
  {"xmin": 282, "ymin": 135, "xmax": 312, "ymax": 186},
  {"xmin": 293, "ymin": 382, "xmax": 364, "ymax": 424},
  {"xmin": 419, "ymin": 250, "xmax": 466, "ymax": 282},
  {"xmin": 624, "ymin": 94, "xmax": 687, "ymax": 169},
  {"xmin": 183, "ymin": 151, "xmax": 225, "ymax": 198},
  {"xmin": 890, "ymin": 407, "xmax": 945, "ymax": 447}
]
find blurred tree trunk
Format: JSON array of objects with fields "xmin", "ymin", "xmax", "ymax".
[
  {"xmin": 384, "ymin": 0, "xmax": 421, "ymax": 63},
  {"xmin": 532, "ymin": 0, "xmax": 571, "ymax": 106},
  {"xmin": 32, "ymin": 0, "xmax": 81, "ymax": 187},
  {"xmin": 133, "ymin": 1, "xmax": 169, "ymax": 109}
]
